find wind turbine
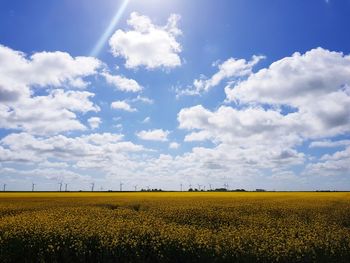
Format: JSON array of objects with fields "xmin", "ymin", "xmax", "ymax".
[
  {"xmin": 91, "ymin": 183, "xmax": 95, "ymax": 192},
  {"xmin": 198, "ymin": 184, "xmax": 201, "ymax": 191},
  {"xmin": 3, "ymin": 184, "xmax": 6, "ymax": 192},
  {"xmin": 120, "ymin": 182, "xmax": 123, "ymax": 192},
  {"xmin": 65, "ymin": 183, "xmax": 68, "ymax": 192},
  {"xmin": 209, "ymin": 184, "xmax": 212, "ymax": 191},
  {"xmin": 180, "ymin": 183, "xmax": 183, "ymax": 192},
  {"xmin": 224, "ymin": 183, "xmax": 229, "ymax": 191},
  {"xmin": 58, "ymin": 182, "xmax": 63, "ymax": 192},
  {"xmin": 134, "ymin": 185, "xmax": 137, "ymax": 191},
  {"xmin": 223, "ymin": 176, "xmax": 229, "ymax": 191},
  {"xmin": 32, "ymin": 183, "xmax": 35, "ymax": 192}
]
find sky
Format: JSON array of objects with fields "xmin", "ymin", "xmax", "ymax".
[{"xmin": 0, "ymin": 0, "xmax": 350, "ymax": 191}]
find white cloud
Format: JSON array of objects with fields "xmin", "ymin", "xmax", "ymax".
[
  {"xmin": 175, "ymin": 48, "xmax": 350, "ymax": 184},
  {"xmin": 0, "ymin": 132, "xmax": 156, "ymax": 189},
  {"xmin": 169, "ymin": 142, "xmax": 180, "ymax": 149},
  {"xmin": 0, "ymin": 44, "xmax": 102, "ymax": 135},
  {"xmin": 0, "ymin": 89, "xmax": 100, "ymax": 135},
  {"xmin": 0, "ymin": 132, "xmax": 142, "ymax": 164},
  {"xmin": 0, "ymin": 167, "xmax": 88, "ymax": 182},
  {"xmin": 136, "ymin": 129, "xmax": 169, "ymax": 141},
  {"xmin": 111, "ymin": 100, "xmax": 137, "ymax": 112},
  {"xmin": 102, "ymin": 72, "xmax": 142, "ymax": 92},
  {"xmin": 142, "ymin": 116, "xmax": 151, "ymax": 123},
  {"xmin": 225, "ymin": 48, "xmax": 350, "ymax": 138},
  {"xmin": 178, "ymin": 105, "xmax": 300, "ymax": 147},
  {"xmin": 109, "ymin": 12, "xmax": 182, "ymax": 69},
  {"xmin": 226, "ymin": 48, "xmax": 350, "ymax": 105},
  {"xmin": 38, "ymin": 161, "xmax": 69, "ymax": 168},
  {"xmin": 0, "ymin": 144, "xmax": 41, "ymax": 163},
  {"xmin": 309, "ymin": 140, "xmax": 350, "ymax": 148},
  {"xmin": 87, "ymin": 117, "xmax": 102, "ymax": 129},
  {"xmin": 194, "ymin": 55, "xmax": 264, "ymax": 93},
  {"xmin": 176, "ymin": 56, "xmax": 264, "ymax": 97},
  {"xmin": 82, "ymin": 133, "xmax": 124, "ymax": 144},
  {"xmin": 130, "ymin": 95, "xmax": 154, "ymax": 104},
  {"xmin": 1, "ymin": 44, "xmax": 349, "ymax": 190},
  {"xmin": 114, "ymin": 123, "xmax": 123, "ymax": 130},
  {"xmin": 0, "ymin": 44, "xmax": 101, "ymax": 101},
  {"xmin": 184, "ymin": 131, "xmax": 211, "ymax": 142},
  {"xmin": 304, "ymin": 146, "xmax": 350, "ymax": 177}
]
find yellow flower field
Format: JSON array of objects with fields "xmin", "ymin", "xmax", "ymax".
[{"xmin": 0, "ymin": 192, "xmax": 349, "ymax": 262}]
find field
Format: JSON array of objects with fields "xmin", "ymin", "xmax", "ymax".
[{"xmin": 0, "ymin": 192, "xmax": 349, "ymax": 263}]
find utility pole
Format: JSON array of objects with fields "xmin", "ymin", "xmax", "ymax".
[{"xmin": 91, "ymin": 183, "xmax": 95, "ymax": 192}]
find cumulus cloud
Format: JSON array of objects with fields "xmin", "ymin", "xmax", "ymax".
[
  {"xmin": 225, "ymin": 48, "xmax": 350, "ymax": 138},
  {"xmin": 111, "ymin": 100, "xmax": 137, "ymax": 112},
  {"xmin": 178, "ymin": 105, "xmax": 300, "ymax": 147},
  {"xmin": 0, "ymin": 44, "xmax": 102, "ymax": 135},
  {"xmin": 109, "ymin": 12, "xmax": 182, "ymax": 69},
  {"xmin": 88, "ymin": 117, "xmax": 102, "ymax": 129},
  {"xmin": 226, "ymin": 48, "xmax": 350, "ymax": 105},
  {"xmin": 0, "ymin": 89, "xmax": 100, "ymax": 135},
  {"xmin": 2, "ymin": 44, "xmax": 349, "ymax": 190},
  {"xmin": 0, "ymin": 44, "xmax": 101, "ymax": 100},
  {"xmin": 304, "ymin": 146, "xmax": 350, "ymax": 177},
  {"xmin": 0, "ymin": 132, "xmax": 157, "ymax": 190},
  {"xmin": 176, "ymin": 55, "xmax": 264, "ymax": 97},
  {"xmin": 0, "ymin": 132, "xmax": 143, "ymax": 164},
  {"xmin": 136, "ymin": 129, "xmax": 169, "ymax": 141},
  {"xmin": 169, "ymin": 142, "xmax": 180, "ymax": 149},
  {"xmin": 194, "ymin": 56, "xmax": 264, "ymax": 92},
  {"xmin": 176, "ymin": 48, "xmax": 350, "ymax": 183},
  {"xmin": 102, "ymin": 72, "xmax": 142, "ymax": 92}
]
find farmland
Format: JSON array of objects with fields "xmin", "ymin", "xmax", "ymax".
[{"xmin": 0, "ymin": 192, "xmax": 349, "ymax": 262}]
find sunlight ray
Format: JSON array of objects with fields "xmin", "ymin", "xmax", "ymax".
[{"xmin": 90, "ymin": 0, "xmax": 130, "ymax": 57}]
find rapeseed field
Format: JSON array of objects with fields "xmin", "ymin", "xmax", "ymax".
[{"xmin": 0, "ymin": 192, "xmax": 349, "ymax": 262}]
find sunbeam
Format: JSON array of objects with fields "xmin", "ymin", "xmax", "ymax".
[{"xmin": 90, "ymin": 0, "xmax": 130, "ymax": 57}]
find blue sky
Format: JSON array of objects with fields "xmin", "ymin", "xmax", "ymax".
[{"xmin": 0, "ymin": 0, "xmax": 350, "ymax": 191}]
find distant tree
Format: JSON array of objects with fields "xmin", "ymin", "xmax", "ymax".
[{"xmin": 215, "ymin": 188, "xmax": 227, "ymax": 192}]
